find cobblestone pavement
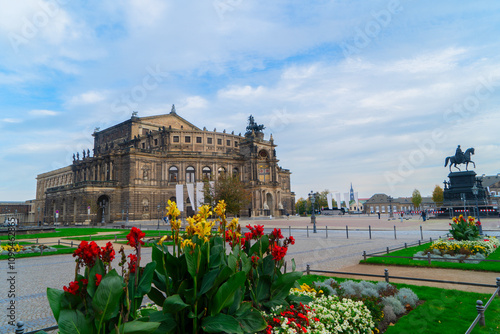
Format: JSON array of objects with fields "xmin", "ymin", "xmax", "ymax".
[{"xmin": 1, "ymin": 216, "xmax": 499, "ymax": 333}]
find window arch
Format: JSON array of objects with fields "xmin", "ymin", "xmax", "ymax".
[
  {"xmin": 232, "ymin": 167, "xmax": 239, "ymax": 175},
  {"xmin": 186, "ymin": 166, "xmax": 195, "ymax": 183},
  {"xmin": 169, "ymin": 166, "xmax": 178, "ymax": 182},
  {"xmin": 218, "ymin": 167, "xmax": 226, "ymax": 176},
  {"xmin": 202, "ymin": 166, "xmax": 212, "ymax": 180}
]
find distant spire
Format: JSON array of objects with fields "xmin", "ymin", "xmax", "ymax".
[{"xmin": 170, "ymin": 104, "xmax": 176, "ymax": 115}]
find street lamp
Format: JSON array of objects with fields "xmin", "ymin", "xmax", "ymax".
[
  {"xmin": 471, "ymin": 184, "xmax": 483, "ymax": 235},
  {"xmin": 388, "ymin": 196, "xmax": 393, "ymax": 219},
  {"xmin": 309, "ymin": 191, "xmax": 317, "ymax": 233},
  {"xmin": 125, "ymin": 200, "xmax": 129, "ymax": 223},
  {"xmin": 100, "ymin": 201, "xmax": 106, "ymax": 224},
  {"xmin": 157, "ymin": 204, "xmax": 161, "ymax": 230}
]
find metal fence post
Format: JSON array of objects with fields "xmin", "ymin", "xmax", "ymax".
[
  {"xmin": 326, "ymin": 226, "xmax": 328, "ymax": 238},
  {"xmin": 430, "ymin": 237, "xmax": 433, "ymax": 243},
  {"xmin": 405, "ymin": 242, "xmax": 407, "ymax": 249},
  {"xmin": 36, "ymin": 238, "xmax": 38, "ymax": 244},
  {"xmin": 384, "ymin": 269, "xmax": 389, "ymax": 283},
  {"xmin": 420, "ymin": 225, "xmax": 423, "ymax": 240},
  {"xmin": 394, "ymin": 225, "xmax": 396, "ymax": 239},
  {"xmin": 289, "ymin": 226, "xmax": 291, "ymax": 237},
  {"xmin": 497, "ymin": 277, "xmax": 500, "ymax": 296},
  {"xmin": 307, "ymin": 226, "xmax": 309, "ymax": 237},
  {"xmin": 419, "ymin": 240, "xmax": 421, "ymax": 246},
  {"xmin": 369, "ymin": 225, "xmax": 372, "ymax": 239},
  {"xmin": 346, "ymin": 225, "xmax": 349, "ymax": 239},
  {"xmin": 386, "ymin": 247, "xmax": 389, "ymax": 254},
  {"xmin": 306, "ymin": 264, "xmax": 310, "ymax": 275},
  {"xmin": 115, "ymin": 235, "xmax": 118, "ymax": 242},
  {"xmin": 58, "ymin": 239, "xmax": 60, "ymax": 245},
  {"xmin": 427, "ymin": 252, "xmax": 432, "ymax": 265},
  {"xmin": 71, "ymin": 241, "xmax": 73, "ymax": 247},
  {"xmin": 15, "ymin": 321, "xmax": 25, "ymax": 334},
  {"xmin": 476, "ymin": 300, "xmax": 485, "ymax": 326},
  {"xmin": 363, "ymin": 251, "xmax": 367, "ymax": 261}
]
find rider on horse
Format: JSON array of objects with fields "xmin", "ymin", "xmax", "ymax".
[{"xmin": 455, "ymin": 145, "xmax": 465, "ymax": 164}]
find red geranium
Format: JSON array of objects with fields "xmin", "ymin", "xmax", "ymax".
[
  {"xmin": 245, "ymin": 224, "xmax": 265, "ymax": 240},
  {"xmin": 63, "ymin": 281, "xmax": 80, "ymax": 295},
  {"xmin": 127, "ymin": 227, "xmax": 145, "ymax": 249},
  {"xmin": 271, "ymin": 244, "xmax": 288, "ymax": 261},
  {"xmin": 271, "ymin": 228, "xmax": 284, "ymax": 240}
]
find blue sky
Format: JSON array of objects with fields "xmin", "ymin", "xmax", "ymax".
[{"xmin": 1, "ymin": 0, "xmax": 500, "ymax": 201}]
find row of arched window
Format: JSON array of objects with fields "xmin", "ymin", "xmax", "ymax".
[{"xmin": 166, "ymin": 166, "xmax": 239, "ymax": 183}]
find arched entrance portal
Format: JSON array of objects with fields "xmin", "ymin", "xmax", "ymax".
[
  {"xmin": 265, "ymin": 193, "xmax": 273, "ymax": 216},
  {"xmin": 97, "ymin": 195, "xmax": 110, "ymax": 224}
]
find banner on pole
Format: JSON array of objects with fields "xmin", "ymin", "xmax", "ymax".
[{"xmin": 176, "ymin": 184, "xmax": 184, "ymax": 212}]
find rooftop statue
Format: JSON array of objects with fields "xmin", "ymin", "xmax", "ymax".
[
  {"xmin": 245, "ymin": 115, "xmax": 265, "ymax": 136},
  {"xmin": 444, "ymin": 146, "xmax": 475, "ymax": 172}
]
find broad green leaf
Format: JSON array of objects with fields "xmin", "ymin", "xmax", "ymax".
[
  {"xmin": 287, "ymin": 294, "xmax": 314, "ymax": 304},
  {"xmin": 58, "ymin": 309, "xmax": 94, "ymax": 334},
  {"xmin": 227, "ymin": 253, "xmax": 238, "ymax": 271},
  {"xmin": 209, "ymin": 244, "xmax": 223, "ymax": 268},
  {"xmin": 270, "ymin": 271, "xmax": 302, "ymax": 301},
  {"xmin": 136, "ymin": 261, "xmax": 156, "ymax": 297},
  {"xmin": 92, "ymin": 270, "xmax": 124, "ymax": 323},
  {"xmin": 147, "ymin": 286, "xmax": 166, "ymax": 306},
  {"xmin": 237, "ymin": 307, "xmax": 267, "ymax": 333},
  {"xmin": 184, "ymin": 246, "xmax": 198, "ymax": 278},
  {"xmin": 260, "ymin": 254, "xmax": 275, "ymax": 276},
  {"xmin": 87, "ymin": 259, "xmax": 105, "ymax": 298},
  {"xmin": 202, "ymin": 313, "xmax": 243, "ymax": 334},
  {"xmin": 163, "ymin": 294, "xmax": 189, "ymax": 313},
  {"xmin": 228, "ymin": 286, "xmax": 244, "ymax": 315},
  {"xmin": 152, "ymin": 244, "xmax": 167, "ymax": 276},
  {"xmin": 149, "ymin": 312, "xmax": 177, "ymax": 334},
  {"xmin": 212, "ymin": 271, "xmax": 247, "ymax": 315},
  {"xmin": 255, "ymin": 276, "xmax": 271, "ymax": 303},
  {"xmin": 46, "ymin": 288, "xmax": 64, "ymax": 321},
  {"xmin": 199, "ymin": 268, "xmax": 220, "ymax": 296},
  {"xmin": 119, "ymin": 320, "xmax": 161, "ymax": 334},
  {"xmin": 239, "ymin": 251, "xmax": 251, "ymax": 274},
  {"xmin": 249, "ymin": 235, "xmax": 269, "ymax": 258},
  {"xmin": 234, "ymin": 301, "xmax": 252, "ymax": 317}
]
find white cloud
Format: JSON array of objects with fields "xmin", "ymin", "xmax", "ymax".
[
  {"xmin": 68, "ymin": 91, "xmax": 107, "ymax": 106},
  {"xmin": 1, "ymin": 118, "xmax": 22, "ymax": 123},
  {"xmin": 29, "ymin": 109, "xmax": 59, "ymax": 117}
]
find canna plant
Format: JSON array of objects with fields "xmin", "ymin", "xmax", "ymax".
[
  {"xmin": 147, "ymin": 200, "xmax": 303, "ymax": 333},
  {"xmin": 46, "ymin": 229, "xmax": 160, "ymax": 334}
]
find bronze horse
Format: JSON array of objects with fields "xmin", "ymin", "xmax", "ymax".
[{"xmin": 444, "ymin": 147, "xmax": 475, "ymax": 172}]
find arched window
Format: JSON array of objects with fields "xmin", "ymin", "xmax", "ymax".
[
  {"xmin": 169, "ymin": 166, "xmax": 178, "ymax": 182},
  {"xmin": 202, "ymin": 166, "xmax": 212, "ymax": 180},
  {"xmin": 232, "ymin": 167, "xmax": 239, "ymax": 176},
  {"xmin": 186, "ymin": 166, "xmax": 195, "ymax": 183},
  {"xmin": 218, "ymin": 167, "xmax": 226, "ymax": 176}
]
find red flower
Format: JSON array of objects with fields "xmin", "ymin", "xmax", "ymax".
[
  {"xmin": 476, "ymin": 221, "xmax": 482, "ymax": 226},
  {"xmin": 128, "ymin": 254, "xmax": 138, "ymax": 273},
  {"xmin": 81, "ymin": 279, "xmax": 88, "ymax": 286},
  {"xmin": 100, "ymin": 242, "xmax": 115, "ymax": 263},
  {"xmin": 251, "ymin": 255, "xmax": 259, "ymax": 264},
  {"xmin": 73, "ymin": 241, "xmax": 101, "ymax": 268},
  {"xmin": 271, "ymin": 244, "xmax": 287, "ymax": 261},
  {"xmin": 127, "ymin": 227, "xmax": 145, "ymax": 249},
  {"xmin": 271, "ymin": 228, "xmax": 284, "ymax": 240},
  {"xmin": 63, "ymin": 281, "xmax": 79, "ymax": 295},
  {"xmin": 245, "ymin": 224, "xmax": 266, "ymax": 240},
  {"xmin": 95, "ymin": 274, "xmax": 102, "ymax": 286}
]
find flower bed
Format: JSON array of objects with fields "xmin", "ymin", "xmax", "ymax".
[
  {"xmin": 0, "ymin": 244, "xmax": 58, "ymax": 254},
  {"xmin": 413, "ymin": 237, "xmax": 499, "ymax": 264},
  {"xmin": 262, "ymin": 279, "xmax": 420, "ymax": 333}
]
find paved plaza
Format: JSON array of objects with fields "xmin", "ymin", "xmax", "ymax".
[{"xmin": 1, "ymin": 215, "xmax": 499, "ymax": 333}]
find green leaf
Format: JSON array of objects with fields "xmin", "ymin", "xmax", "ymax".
[
  {"xmin": 239, "ymin": 251, "xmax": 251, "ymax": 274},
  {"xmin": 260, "ymin": 254, "xmax": 275, "ymax": 276},
  {"xmin": 202, "ymin": 313, "xmax": 243, "ymax": 334},
  {"xmin": 255, "ymin": 276, "xmax": 271, "ymax": 303},
  {"xmin": 212, "ymin": 271, "xmax": 247, "ymax": 315},
  {"xmin": 163, "ymin": 294, "xmax": 189, "ymax": 313},
  {"xmin": 119, "ymin": 320, "xmax": 161, "ymax": 334},
  {"xmin": 287, "ymin": 294, "xmax": 313, "ymax": 304},
  {"xmin": 237, "ymin": 307, "xmax": 267, "ymax": 333},
  {"xmin": 136, "ymin": 261, "xmax": 156, "ymax": 297},
  {"xmin": 147, "ymin": 286, "xmax": 166, "ymax": 306},
  {"xmin": 227, "ymin": 253, "xmax": 238, "ymax": 271},
  {"xmin": 87, "ymin": 259, "xmax": 105, "ymax": 298},
  {"xmin": 199, "ymin": 268, "xmax": 220, "ymax": 296},
  {"xmin": 249, "ymin": 235, "xmax": 269, "ymax": 257},
  {"xmin": 184, "ymin": 246, "xmax": 198, "ymax": 278},
  {"xmin": 291, "ymin": 258, "xmax": 296, "ymax": 272},
  {"xmin": 209, "ymin": 244, "xmax": 223, "ymax": 268},
  {"xmin": 46, "ymin": 288, "xmax": 64, "ymax": 321},
  {"xmin": 92, "ymin": 270, "xmax": 124, "ymax": 324},
  {"xmin": 270, "ymin": 271, "xmax": 302, "ymax": 301},
  {"xmin": 58, "ymin": 309, "xmax": 94, "ymax": 334},
  {"xmin": 152, "ymin": 244, "xmax": 167, "ymax": 276}
]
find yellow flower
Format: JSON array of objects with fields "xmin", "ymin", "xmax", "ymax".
[
  {"xmin": 214, "ymin": 200, "xmax": 226, "ymax": 217},
  {"xmin": 166, "ymin": 200, "xmax": 181, "ymax": 219},
  {"xmin": 158, "ymin": 235, "xmax": 169, "ymax": 245},
  {"xmin": 194, "ymin": 220, "xmax": 215, "ymax": 239},
  {"xmin": 181, "ymin": 239, "xmax": 195, "ymax": 249},
  {"xmin": 170, "ymin": 218, "xmax": 182, "ymax": 232},
  {"xmin": 198, "ymin": 205, "xmax": 212, "ymax": 219},
  {"xmin": 228, "ymin": 217, "xmax": 239, "ymax": 231}
]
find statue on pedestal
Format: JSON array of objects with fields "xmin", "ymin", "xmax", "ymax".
[{"xmin": 444, "ymin": 146, "xmax": 475, "ymax": 172}]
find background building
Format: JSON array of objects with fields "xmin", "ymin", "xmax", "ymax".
[{"xmin": 35, "ymin": 108, "xmax": 295, "ymax": 224}]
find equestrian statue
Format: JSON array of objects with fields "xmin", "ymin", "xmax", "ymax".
[{"xmin": 444, "ymin": 145, "xmax": 475, "ymax": 172}]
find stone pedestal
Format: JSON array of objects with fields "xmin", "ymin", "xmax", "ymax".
[{"xmin": 443, "ymin": 171, "xmax": 487, "ymax": 206}]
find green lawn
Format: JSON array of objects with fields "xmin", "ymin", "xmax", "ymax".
[
  {"xmin": 67, "ymin": 230, "xmax": 173, "ymax": 241},
  {"xmin": 0, "ymin": 228, "xmax": 129, "ymax": 240},
  {"xmin": 300, "ymin": 275, "xmax": 500, "ymax": 334},
  {"xmin": 360, "ymin": 242, "xmax": 500, "ymax": 272}
]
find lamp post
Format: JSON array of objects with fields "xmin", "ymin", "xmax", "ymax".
[
  {"xmin": 460, "ymin": 193, "xmax": 466, "ymax": 215},
  {"xmin": 100, "ymin": 201, "xmax": 106, "ymax": 224},
  {"xmin": 125, "ymin": 200, "xmax": 129, "ymax": 223},
  {"xmin": 157, "ymin": 204, "xmax": 160, "ymax": 230},
  {"xmin": 388, "ymin": 196, "xmax": 393, "ymax": 219},
  {"xmin": 309, "ymin": 191, "xmax": 317, "ymax": 233},
  {"xmin": 471, "ymin": 184, "xmax": 483, "ymax": 235}
]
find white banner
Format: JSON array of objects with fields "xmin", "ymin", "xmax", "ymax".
[
  {"xmin": 344, "ymin": 193, "xmax": 350, "ymax": 209},
  {"xmin": 176, "ymin": 184, "xmax": 184, "ymax": 212},
  {"xmin": 335, "ymin": 193, "xmax": 341, "ymax": 209},
  {"xmin": 186, "ymin": 183, "xmax": 196, "ymax": 211},
  {"xmin": 196, "ymin": 182, "xmax": 205, "ymax": 208},
  {"xmin": 327, "ymin": 193, "xmax": 333, "ymax": 210},
  {"xmin": 209, "ymin": 181, "xmax": 215, "ymax": 197},
  {"xmin": 354, "ymin": 192, "xmax": 359, "ymax": 207}
]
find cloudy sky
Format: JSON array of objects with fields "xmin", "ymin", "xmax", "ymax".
[{"xmin": 1, "ymin": 0, "xmax": 500, "ymax": 202}]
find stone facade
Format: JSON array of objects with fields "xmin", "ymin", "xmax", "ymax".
[
  {"xmin": 35, "ymin": 109, "xmax": 295, "ymax": 224},
  {"xmin": 364, "ymin": 194, "xmax": 436, "ymax": 214}
]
